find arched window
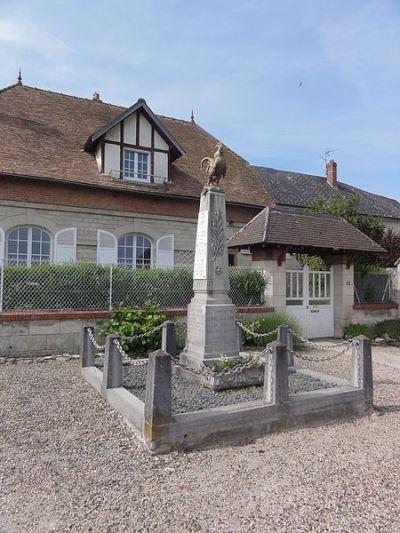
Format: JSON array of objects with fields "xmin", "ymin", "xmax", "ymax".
[
  {"xmin": 7, "ymin": 227, "xmax": 51, "ymax": 266},
  {"xmin": 118, "ymin": 234, "xmax": 152, "ymax": 268}
]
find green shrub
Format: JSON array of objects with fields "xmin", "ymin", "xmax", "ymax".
[
  {"xmin": 344, "ymin": 323, "xmax": 375, "ymax": 340},
  {"xmin": 240, "ymin": 313, "xmax": 302, "ymax": 347},
  {"xmin": 104, "ymin": 302, "xmax": 166, "ymax": 358},
  {"xmin": 374, "ymin": 320, "xmax": 400, "ymax": 340}
]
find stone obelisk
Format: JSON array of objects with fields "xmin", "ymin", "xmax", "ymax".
[{"xmin": 181, "ymin": 186, "xmax": 240, "ymax": 370}]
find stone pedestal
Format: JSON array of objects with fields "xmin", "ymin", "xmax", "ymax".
[{"xmin": 181, "ymin": 188, "xmax": 240, "ymax": 370}]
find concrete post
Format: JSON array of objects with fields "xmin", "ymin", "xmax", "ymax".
[
  {"xmin": 144, "ymin": 349, "xmax": 172, "ymax": 453},
  {"xmin": 263, "ymin": 340, "xmax": 289, "ymax": 404},
  {"xmin": 277, "ymin": 324, "xmax": 294, "ymax": 367},
  {"xmin": 102, "ymin": 334, "xmax": 122, "ymax": 390},
  {"xmin": 351, "ymin": 335, "xmax": 373, "ymax": 407},
  {"xmin": 162, "ymin": 321, "xmax": 176, "ymax": 358},
  {"xmin": 325, "ymin": 255, "xmax": 354, "ymax": 337},
  {"xmin": 80, "ymin": 326, "xmax": 96, "ymax": 368},
  {"xmin": 237, "ymin": 322, "xmax": 243, "ymax": 352}
]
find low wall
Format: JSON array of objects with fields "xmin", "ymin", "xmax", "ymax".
[
  {"xmin": 351, "ymin": 303, "xmax": 398, "ymax": 326},
  {"xmin": 0, "ymin": 306, "xmax": 274, "ymax": 358}
]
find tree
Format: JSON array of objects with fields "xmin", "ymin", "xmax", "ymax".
[
  {"xmin": 307, "ymin": 192, "xmax": 385, "ymax": 270},
  {"xmin": 377, "ymin": 228, "xmax": 400, "ymax": 267}
]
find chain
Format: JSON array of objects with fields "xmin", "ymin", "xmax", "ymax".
[
  {"xmin": 236, "ymin": 321, "xmax": 280, "ymax": 339},
  {"xmin": 293, "ymin": 340, "xmax": 358, "ymax": 362},
  {"xmin": 113, "ymin": 339, "xmax": 149, "ymax": 366},
  {"xmin": 288, "ymin": 328, "xmax": 353, "ymax": 349},
  {"xmin": 118, "ymin": 323, "xmax": 164, "ymax": 341},
  {"xmin": 87, "ymin": 327, "xmax": 105, "ymax": 350}
]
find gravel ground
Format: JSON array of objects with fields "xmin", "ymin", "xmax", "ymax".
[
  {"xmin": 122, "ymin": 365, "xmax": 333, "ymax": 413},
  {"xmin": 1, "ymin": 351, "xmax": 400, "ymax": 532}
]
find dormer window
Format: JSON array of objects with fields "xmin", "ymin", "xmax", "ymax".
[{"xmin": 123, "ymin": 149, "xmax": 150, "ymax": 182}]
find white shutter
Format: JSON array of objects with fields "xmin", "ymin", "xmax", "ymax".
[
  {"xmin": 0, "ymin": 227, "xmax": 4, "ymax": 265},
  {"xmin": 156, "ymin": 235, "xmax": 174, "ymax": 268},
  {"xmin": 97, "ymin": 230, "xmax": 117, "ymax": 265},
  {"xmin": 54, "ymin": 228, "xmax": 77, "ymax": 264}
]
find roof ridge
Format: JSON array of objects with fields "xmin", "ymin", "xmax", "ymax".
[
  {"xmin": 1, "ymin": 83, "xmax": 127, "ymax": 110},
  {"xmin": 0, "ymin": 83, "xmax": 20, "ymax": 96}
]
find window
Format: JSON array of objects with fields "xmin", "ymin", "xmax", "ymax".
[
  {"xmin": 118, "ymin": 234, "xmax": 151, "ymax": 268},
  {"xmin": 7, "ymin": 227, "xmax": 51, "ymax": 266},
  {"xmin": 123, "ymin": 149, "xmax": 150, "ymax": 181}
]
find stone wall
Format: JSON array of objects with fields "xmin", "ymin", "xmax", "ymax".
[{"xmin": 0, "ymin": 307, "xmax": 274, "ymax": 358}]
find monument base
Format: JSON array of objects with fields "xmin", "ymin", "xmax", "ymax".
[{"xmin": 181, "ymin": 296, "xmax": 240, "ymax": 371}]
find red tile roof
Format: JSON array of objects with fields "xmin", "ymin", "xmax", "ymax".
[
  {"xmin": 0, "ymin": 84, "xmax": 272, "ymax": 207},
  {"xmin": 228, "ymin": 207, "xmax": 385, "ymax": 253}
]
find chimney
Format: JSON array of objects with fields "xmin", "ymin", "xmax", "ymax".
[
  {"xmin": 92, "ymin": 91, "xmax": 102, "ymax": 102},
  {"xmin": 326, "ymin": 159, "xmax": 337, "ymax": 188}
]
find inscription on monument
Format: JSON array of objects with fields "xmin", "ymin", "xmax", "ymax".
[{"xmin": 193, "ymin": 211, "xmax": 208, "ymax": 279}]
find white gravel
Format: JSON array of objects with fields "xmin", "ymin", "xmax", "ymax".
[{"xmin": 1, "ymin": 352, "xmax": 400, "ymax": 532}]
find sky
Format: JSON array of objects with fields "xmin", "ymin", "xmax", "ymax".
[{"xmin": 0, "ymin": 0, "xmax": 399, "ymax": 200}]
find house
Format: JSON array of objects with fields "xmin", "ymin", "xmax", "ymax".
[
  {"xmin": 253, "ymin": 160, "xmax": 400, "ymax": 232},
  {"xmin": 0, "ymin": 78, "xmax": 272, "ymax": 270}
]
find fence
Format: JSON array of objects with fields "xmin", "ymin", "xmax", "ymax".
[
  {"xmin": 0, "ymin": 261, "xmax": 267, "ymax": 313},
  {"xmin": 354, "ymin": 271, "xmax": 392, "ymax": 304}
]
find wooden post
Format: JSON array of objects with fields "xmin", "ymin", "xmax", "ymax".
[
  {"xmin": 80, "ymin": 326, "xmax": 96, "ymax": 368},
  {"xmin": 162, "ymin": 321, "xmax": 176, "ymax": 357},
  {"xmin": 263, "ymin": 340, "xmax": 289, "ymax": 404},
  {"xmin": 351, "ymin": 335, "xmax": 373, "ymax": 407},
  {"xmin": 102, "ymin": 334, "xmax": 122, "ymax": 390},
  {"xmin": 144, "ymin": 349, "xmax": 172, "ymax": 453}
]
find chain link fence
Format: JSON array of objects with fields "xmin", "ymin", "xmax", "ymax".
[
  {"xmin": 354, "ymin": 271, "xmax": 392, "ymax": 304},
  {"xmin": 0, "ymin": 261, "xmax": 267, "ymax": 312}
]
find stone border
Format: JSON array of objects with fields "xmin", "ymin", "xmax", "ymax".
[
  {"xmin": 80, "ymin": 326, "xmax": 374, "ymax": 454},
  {"xmin": 0, "ymin": 354, "xmax": 80, "ymax": 364}
]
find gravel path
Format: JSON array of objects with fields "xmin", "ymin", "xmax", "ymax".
[
  {"xmin": 122, "ymin": 365, "xmax": 333, "ymax": 413},
  {"xmin": 1, "ymin": 353, "xmax": 400, "ymax": 532}
]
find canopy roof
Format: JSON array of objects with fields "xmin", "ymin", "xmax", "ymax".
[{"xmin": 228, "ymin": 207, "xmax": 385, "ymax": 255}]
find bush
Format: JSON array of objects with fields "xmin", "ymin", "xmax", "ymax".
[
  {"xmin": 374, "ymin": 320, "xmax": 400, "ymax": 340},
  {"xmin": 240, "ymin": 313, "xmax": 302, "ymax": 347},
  {"xmin": 104, "ymin": 302, "xmax": 166, "ymax": 358},
  {"xmin": 344, "ymin": 323, "xmax": 375, "ymax": 340}
]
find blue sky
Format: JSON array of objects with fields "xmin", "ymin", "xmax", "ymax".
[{"xmin": 0, "ymin": 0, "xmax": 399, "ymax": 199}]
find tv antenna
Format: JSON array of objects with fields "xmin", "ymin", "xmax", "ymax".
[{"xmin": 320, "ymin": 148, "xmax": 338, "ymax": 163}]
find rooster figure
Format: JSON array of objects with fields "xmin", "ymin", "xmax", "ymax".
[{"xmin": 200, "ymin": 143, "xmax": 227, "ymax": 188}]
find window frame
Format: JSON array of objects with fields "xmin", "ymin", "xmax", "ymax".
[
  {"xmin": 7, "ymin": 226, "xmax": 52, "ymax": 267},
  {"xmin": 123, "ymin": 148, "xmax": 150, "ymax": 183},
  {"xmin": 117, "ymin": 233, "xmax": 152, "ymax": 269}
]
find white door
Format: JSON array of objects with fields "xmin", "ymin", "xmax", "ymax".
[{"xmin": 286, "ymin": 266, "xmax": 334, "ymax": 338}]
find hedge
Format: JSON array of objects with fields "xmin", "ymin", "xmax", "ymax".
[{"xmin": 2, "ymin": 263, "xmax": 267, "ymax": 312}]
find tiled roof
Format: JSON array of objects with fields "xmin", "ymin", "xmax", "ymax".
[
  {"xmin": 0, "ymin": 84, "xmax": 272, "ymax": 207},
  {"xmin": 253, "ymin": 166, "xmax": 400, "ymax": 219},
  {"xmin": 228, "ymin": 207, "xmax": 385, "ymax": 253}
]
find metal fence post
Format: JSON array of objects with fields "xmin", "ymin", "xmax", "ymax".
[
  {"xmin": 351, "ymin": 335, "xmax": 373, "ymax": 407},
  {"xmin": 144, "ymin": 349, "xmax": 172, "ymax": 453},
  {"xmin": 109, "ymin": 264, "xmax": 113, "ymax": 311},
  {"xmin": 162, "ymin": 321, "xmax": 176, "ymax": 357},
  {"xmin": 0, "ymin": 259, "xmax": 3, "ymax": 313},
  {"xmin": 80, "ymin": 326, "xmax": 96, "ymax": 368},
  {"xmin": 102, "ymin": 334, "xmax": 122, "ymax": 389},
  {"xmin": 263, "ymin": 340, "xmax": 289, "ymax": 404}
]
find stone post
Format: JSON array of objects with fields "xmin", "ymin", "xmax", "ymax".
[
  {"xmin": 162, "ymin": 321, "xmax": 176, "ymax": 358},
  {"xmin": 278, "ymin": 324, "xmax": 294, "ymax": 367},
  {"xmin": 251, "ymin": 249, "xmax": 286, "ymax": 312},
  {"xmin": 102, "ymin": 334, "xmax": 122, "ymax": 390},
  {"xmin": 144, "ymin": 349, "xmax": 172, "ymax": 453},
  {"xmin": 263, "ymin": 341, "xmax": 289, "ymax": 404},
  {"xmin": 351, "ymin": 335, "xmax": 373, "ymax": 407},
  {"xmin": 325, "ymin": 254, "xmax": 354, "ymax": 337},
  {"xmin": 181, "ymin": 188, "xmax": 240, "ymax": 369},
  {"xmin": 80, "ymin": 326, "xmax": 96, "ymax": 368}
]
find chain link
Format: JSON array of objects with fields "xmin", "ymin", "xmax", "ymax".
[
  {"xmin": 236, "ymin": 321, "xmax": 280, "ymax": 339},
  {"xmin": 288, "ymin": 328, "xmax": 353, "ymax": 349},
  {"xmin": 113, "ymin": 339, "xmax": 149, "ymax": 366},
  {"xmin": 293, "ymin": 340, "xmax": 358, "ymax": 362},
  {"xmin": 118, "ymin": 323, "xmax": 164, "ymax": 341},
  {"xmin": 87, "ymin": 327, "xmax": 105, "ymax": 350}
]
